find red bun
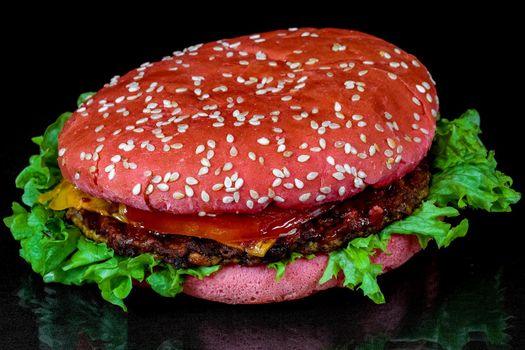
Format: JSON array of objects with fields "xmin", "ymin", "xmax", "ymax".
[
  {"xmin": 183, "ymin": 234, "xmax": 421, "ymax": 304},
  {"xmin": 58, "ymin": 28, "xmax": 438, "ymax": 214}
]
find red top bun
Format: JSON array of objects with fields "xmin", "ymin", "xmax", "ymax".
[{"xmin": 58, "ymin": 28, "xmax": 438, "ymax": 214}]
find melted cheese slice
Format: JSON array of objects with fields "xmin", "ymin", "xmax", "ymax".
[{"xmin": 39, "ymin": 181, "xmax": 126, "ymax": 221}]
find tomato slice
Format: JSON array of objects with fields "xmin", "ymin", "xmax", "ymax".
[
  {"xmin": 38, "ymin": 180, "xmax": 335, "ymax": 244},
  {"xmin": 125, "ymin": 203, "xmax": 333, "ymax": 243}
]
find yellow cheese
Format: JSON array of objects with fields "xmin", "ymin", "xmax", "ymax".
[{"xmin": 38, "ymin": 181, "xmax": 126, "ymax": 221}]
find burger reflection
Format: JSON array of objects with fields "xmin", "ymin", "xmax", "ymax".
[{"xmin": 18, "ymin": 252, "xmax": 509, "ymax": 349}]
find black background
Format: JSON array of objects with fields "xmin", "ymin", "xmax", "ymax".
[{"xmin": 1, "ymin": 6, "xmax": 524, "ymax": 349}]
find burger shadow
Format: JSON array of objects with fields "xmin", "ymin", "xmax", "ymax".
[{"xmin": 17, "ymin": 247, "xmax": 510, "ymax": 349}]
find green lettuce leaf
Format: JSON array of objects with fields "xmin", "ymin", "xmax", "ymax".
[
  {"xmin": 3, "ymin": 106, "xmax": 219, "ymax": 310},
  {"xmin": 380, "ymin": 201, "xmax": 469, "ymax": 249},
  {"xmin": 320, "ymin": 234, "xmax": 389, "ymax": 303},
  {"xmin": 76, "ymin": 92, "xmax": 96, "ymax": 106},
  {"xmin": 147, "ymin": 264, "xmax": 220, "ymax": 297},
  {"xmin": 267, "ymin": 252, "xmax": 305, "ymax": 282},
  {"xmin": 429, "ymin": 109, "xmax": 521, "ymax": 211},
  {"xmin": 16, "ymin": 113, "xmax": 71, "ymax": 206}
]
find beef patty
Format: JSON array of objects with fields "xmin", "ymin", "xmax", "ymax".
[{"xmin": 66, "ymin": 162, "xmax": 430, "ymax": 268}]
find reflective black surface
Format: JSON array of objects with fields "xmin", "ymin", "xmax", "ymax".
[
  {"xmin": 2, "ymin": 8, "xmax": 523, "ymax": 349},
  {"xmin": 4, "ymin": 232, "xmax": 518, "ymax": 349}
]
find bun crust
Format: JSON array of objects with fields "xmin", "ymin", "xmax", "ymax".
[
  {"xmin": 183, "ymin": 234, "xmax": 421, "ymax": 304},
  {"xmin": 58, "ymin": 28, "xmax": 437, "ymax": 214}
]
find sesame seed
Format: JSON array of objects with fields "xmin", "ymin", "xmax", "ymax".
[
  {"xmin": 335, "ymin": 112, "xmax": 345, "ymax": 119},
  {"xmin": 352, "ymin": 94, "xmax": 360, "ymax": 102},
  {"xmin": 222, "ymin": 162, "xmax": 233, "ymax": 171},
  {"xmin": 332, "ymin": 172, "xmax": 345, "ymax": 180},
  {"xmin": 338, "ymin": 186, "xmax": 346, "ymax": 196},
  {"xmin": 157, "ymin": 183, "xmax": 169, "ymax": 192},
  {"xmin": 387, "ymin": 138, "xmax": 396, "ymax": 149},
  {"xmin": 272, "ymin": 168, "xmax": 285, "ymax": 178},
  {"xmin": 212, "ymin": 183, "xmax": 224, "ymax": 191},
  {"xmin": 334, "ymin": 101, "xmax": 342, "ymax": 112},
  {"xmin": 111, "ymin": 155, "xmax": 121, "ymax": 163},
  {"xmin": 332, "ymin": 43, "xmax": 346, "ymax": 52},
  {"xmin": 257, "ymin": 196, "xmax": 269, "ymax": 204},
  {"xmin": 320, "ymin": 186, "xmax": 331, "ymax": 194},
  {"xmin": 185, "ymin": 185, "xmax": 194, "ymax": 197},
  {"xmin": 326, "ymin": 156, "xmax": 335, "ymax": 166},
  {"xmin": 234, "ymin": 178, "xmax": 244, "ymax": 189},
  {"xmin": 201, "ymin": 191, "xmax": 210, "ymax": 202},
  {"xmin": 294, "ymin": 178, "xmax": 304, "ymax": 189},
  {"xmin": 195, "ymin": 144, "xmax": 205, "ymax": 154},
  {"xmin": 412, "ymin": 97, "xmax": 421, "ymax": 106},
  {"xmin": 316, "ymin": 194, "xmax": 326, "ymax": 202},
  {"xmin": 198, "ymin": 167, "xmax": 208, "ymax": 176},
  {"xmin": 257, "ymin": 137, "xmax": 270, "ymax": 145},
  {"xmin": 299, "ymin": 193, "xmax": 311, "ymax": 202},
  {"xmin": 222, "ymin": 196, "xmax": 234, "ymax": 204},
  {"xmin": 354, "ymin": 177, "xmax": 365, "ymax": 188},
  {"xmin": 306, "ymin": 172, "xmax": 319, "ymax": 180},
  {"xmin": 173, "ymin": 192, "xmax": 185, "ymax": 200},
  {"xmin": 186, "ymin": 177, "xmax": 198, "ymax": 185},
  {"xmin": 274, "ymin": 196, "xmax": 285, "ymax": 203},
  {"xmin": 297, "ymin": 154, "xmax": 310, "ymax": 162}
]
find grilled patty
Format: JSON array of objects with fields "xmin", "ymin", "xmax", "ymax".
[{"xmin": 66, "ymin": 162, "xmax": 430, "ymax": 268}]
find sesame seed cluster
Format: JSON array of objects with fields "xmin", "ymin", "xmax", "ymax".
[{"xmin": 58, "ymin": 28, "xmax": 438, "ymax": 215}]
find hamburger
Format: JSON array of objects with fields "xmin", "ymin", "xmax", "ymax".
[{"xmin": 5, "ymin": 28, "xmax": 520, "ymax": 309}]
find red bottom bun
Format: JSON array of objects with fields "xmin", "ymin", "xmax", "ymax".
[{"xmin": 183, "ymin": 234, "xmax": 421, "ymax": 304}]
